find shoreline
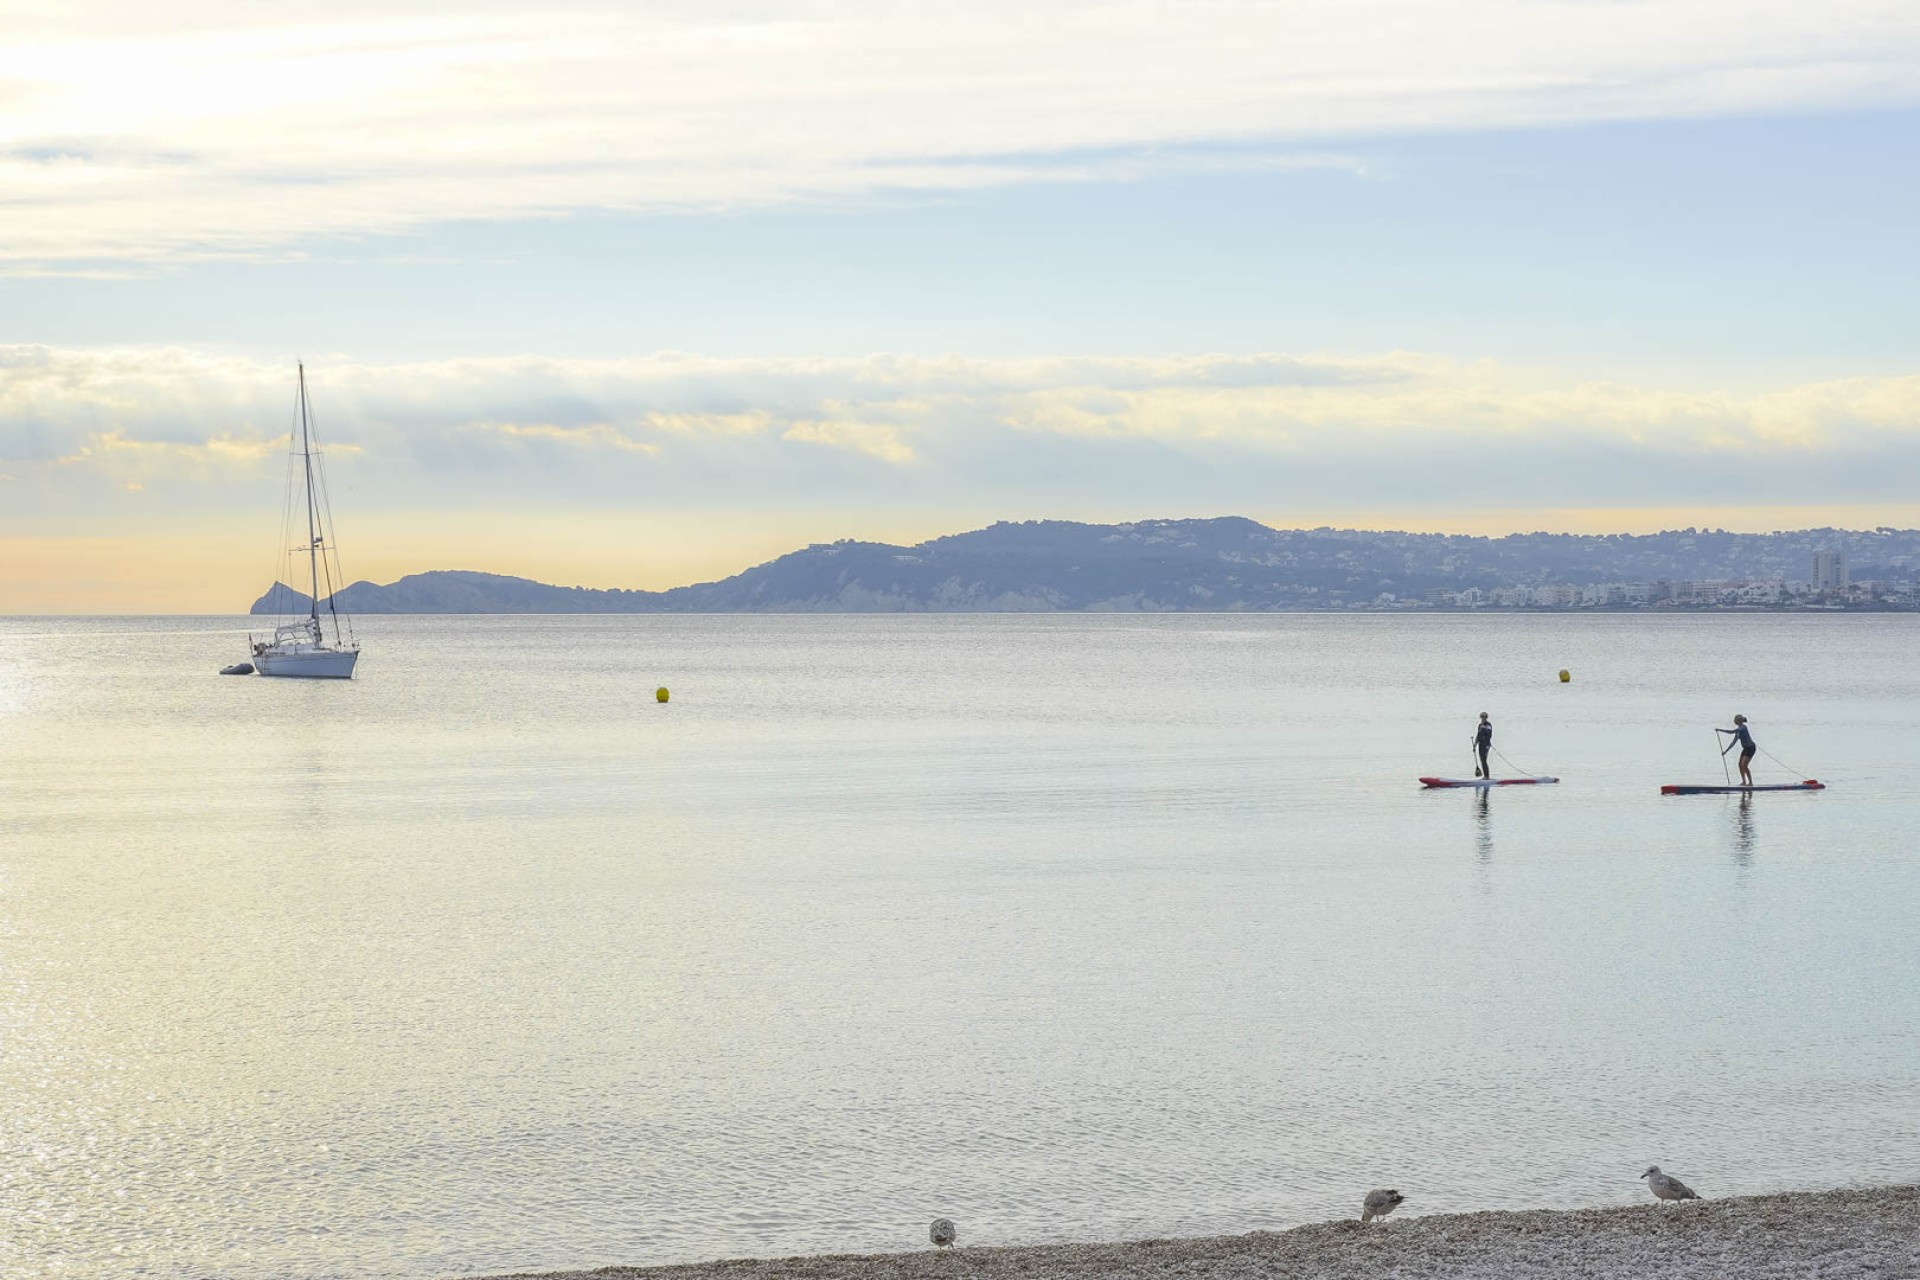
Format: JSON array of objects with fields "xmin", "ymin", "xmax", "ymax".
[{"xmin": 475, "ymin": 1184, "xmax": 1919, "ymax": 1280}]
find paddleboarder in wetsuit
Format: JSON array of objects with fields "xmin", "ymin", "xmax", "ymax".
[
  {"xmin": 1473, "ymin": 712, "xmax": 1493, "ymax": 778},
  {"xmin": 1718, "ymin": 714, "xmax": 1756, "ymax": 787}
]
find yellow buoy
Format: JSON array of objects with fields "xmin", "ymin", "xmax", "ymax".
[
  {"xmin": 656, "ymin": 686, "xmax": 670, "ymax": 703},
  {"xmin": 1558, "ymin": 669, "xmax": 1571, "ymax": 683}
]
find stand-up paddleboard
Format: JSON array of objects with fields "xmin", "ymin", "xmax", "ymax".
[
  {"xmin": 1420, "ymin": 776, "xmax": 1559, "ymax": 788},
  {"xmin": 1660, "ymin": 780, "xmax": 1825, "ymax": 795}
]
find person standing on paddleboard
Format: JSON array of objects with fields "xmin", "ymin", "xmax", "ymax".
[
  {"xmin": 1473, "ymin": 712, "xmax": 1493, "ymax": 778},
  {"xmin": 1718, "ymin": 714, "xmax": 1757, "ymax": 787}
]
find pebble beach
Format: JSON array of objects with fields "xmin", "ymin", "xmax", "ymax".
[{"xmin": 478, "ymin": 1185, "xmax": 1919, "ymax": 1280}]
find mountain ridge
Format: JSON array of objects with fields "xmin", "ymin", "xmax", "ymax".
[{"xmin": 249, "ymin": 517, "xmax": 1920, "ymax": 614}]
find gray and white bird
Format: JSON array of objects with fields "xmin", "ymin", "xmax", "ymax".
[
  {"xmin": 1640, "ymin": 1166, "xmax": 1700, "ymax": 1203},
  {"xmin": 1360, "ymin": 1189, "xmax": 1405, "ymax": 1223},
  {"xmin": 929, "ymin": 1217, "xmax": 956, "ymax": 1248}
]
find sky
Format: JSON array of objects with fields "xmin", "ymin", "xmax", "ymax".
[{"xmin": 4, "ymin": 1, "xmax": 1920, "ymax": 610}]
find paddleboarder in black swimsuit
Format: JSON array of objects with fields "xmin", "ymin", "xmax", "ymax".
[
  {"xmin": 1718, "ymin": 714, "xmax": 1756, "ymax": 787},
  {"xmin": 1473, "ymin": 712, "xmax": 1493, "ymax": 778}
]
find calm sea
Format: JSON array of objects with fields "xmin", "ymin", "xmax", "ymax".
[{"xmin": 1, "ymin": 614, "xmax": 1916, "ymax": 1279}]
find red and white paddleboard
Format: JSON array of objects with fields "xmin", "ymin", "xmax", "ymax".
[
  {"xmin": 1419, "ymin": 776, "xmax": 1559, "ymax": 788},
  {"xmin": 1660, "ymin": 780, "xmax": 1824, "ymax": 795}
]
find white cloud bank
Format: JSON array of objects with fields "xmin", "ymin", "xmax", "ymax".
[
  {"xmin": 4, "ymin": 1, "xmax": 1920, "ymax": 264},
  {"xmin": 3, "ymin": 345, "xmax": 1919, "ymax": 523}
]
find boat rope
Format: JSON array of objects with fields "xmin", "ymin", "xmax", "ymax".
[
  {"xmin": 1491, "ymin": 744, "xmax": 1538, "ymax": 778},
  {"xmin": 1756, "ymin": 742, "xmax": 1812, "ymax": 779}
]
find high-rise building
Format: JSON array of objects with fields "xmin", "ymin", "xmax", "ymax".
[{"xmin": 1812, "ymin": 551, "xmax": 1849, "ymax": 591}]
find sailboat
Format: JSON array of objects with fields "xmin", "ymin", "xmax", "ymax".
[{"xmin": 250, "ymin": 364, "xmax": 361, "ymax": 679}]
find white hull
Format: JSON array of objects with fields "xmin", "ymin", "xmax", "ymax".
[{"xmin": 255, "ymin": 647, "xmax": 359, "ymax": 679}]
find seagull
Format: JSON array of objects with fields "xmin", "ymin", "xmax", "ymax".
[
  {"xmin": 929, "ymin": 1217, "xmax": 956, "ymax": 1248},
  {"xmin": 1641, "ymin": 1166, "xmax": 1700, "ymax": 1203},
  {"xmin": 1361, "ymin": 1189, "xmax": 1405, "ymax": 1223}
]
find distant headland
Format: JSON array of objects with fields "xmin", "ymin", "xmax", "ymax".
[{"xmin": 251, "ymin": 517, "xmax": 1920, "ymax": 614}]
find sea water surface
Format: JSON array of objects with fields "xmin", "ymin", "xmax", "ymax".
[{"xmin": 0, "ymin": 614, "xmax": 1916, "ymax": 1278}]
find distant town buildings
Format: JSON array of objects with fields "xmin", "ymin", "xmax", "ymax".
[
  {"xmin": 1423, "ymin": 573, "xmax": 1913, "ymax": 610},
  {"xmin": 1307, "ymin": 527, "xmax": 1917, "ymax": 612}
]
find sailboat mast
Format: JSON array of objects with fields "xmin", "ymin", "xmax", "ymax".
[{"xmin": 299, "ymin": 363, "xmax": 322, "ymax": 636}]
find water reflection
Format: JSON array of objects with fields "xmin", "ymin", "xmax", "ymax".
[
  {"xmin": 1730, "ymin": 792, "xmax": 1756, "ymax": 867},
  {"xmin": 1472, "ymin": 788, "xmax": 1493, "ymax": 866},
  {"xmin": 4, "ymin": 614, "xmax": 1917, "ymax": 1279}
]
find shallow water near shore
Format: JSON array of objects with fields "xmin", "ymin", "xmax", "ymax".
[{"xmin": 1, "ymin": 613, "xmax": 1917, "ymax": 1279}]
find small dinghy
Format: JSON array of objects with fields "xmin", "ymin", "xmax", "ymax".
[
  {"xmin": 1419, "ymin": 776, "xmax": 1559, "ymax": 788},
  {"xmin": 1660, "ymin": 780, "xmax": 1824, "ymax": 795},
  {"xmin": 220, "ymin": 662, "xmax": 255, "ymax": 676}
]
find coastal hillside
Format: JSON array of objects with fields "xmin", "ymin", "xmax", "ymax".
[{"xmin": 249, "ymin": 518, "xmax": 1920, "ymax": 614}]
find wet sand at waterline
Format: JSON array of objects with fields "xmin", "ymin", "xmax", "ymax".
[{"xmin": 482, "ymin": 1185, "xmax": 1918, "ymax": 1280}]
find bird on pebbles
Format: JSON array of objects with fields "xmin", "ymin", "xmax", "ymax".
[
  {"xmin": 1641, "ymin": 1166, "xmax": 1700, "ymax": 1204},
  {"xmin": 1361, "ymin": 1189, "xmax": 1405, "ymax": 1223},
  {"xmin": 929, "ymin": 1217, "xmax": 956, "ymax": 1249}
]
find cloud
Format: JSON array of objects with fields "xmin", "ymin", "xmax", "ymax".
[
  {"xmin": 644, "ymin": 411, "xmax": 773, "ymax": 437},
  {"xmin": 4, "ymin": 345, "xmax": 1920, "ymax": 529},
  {"xmin": 44, "ymin": 426, "xmax": 338, "ymax": 494},
  {"xmin": 783, "ymin": 418, "xmax": 915, "ymax": 464},
  {"xmin": 58, "ymin": 431, "xmax": 289, "ymax": 465},
  {"xmin": 484, "ymin": 422, "xmax": 661, "ymax": 454},
  {"xmin": 4, "ymin": 2, "xmax": 1920, "ymax": 265}
]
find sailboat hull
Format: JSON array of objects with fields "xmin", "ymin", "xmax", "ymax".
[{"xmin": 255, "ymin": 648, "xmax": 359, "ymax": 679}]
